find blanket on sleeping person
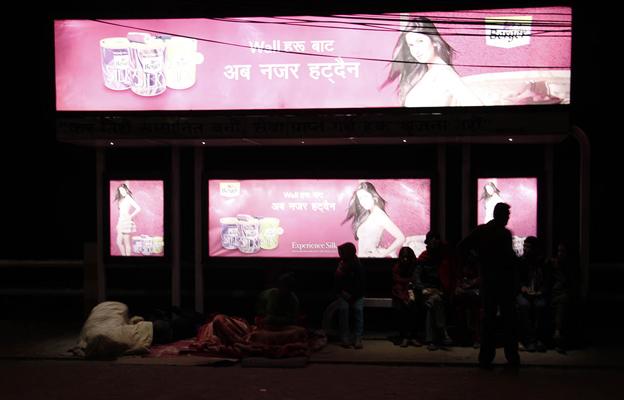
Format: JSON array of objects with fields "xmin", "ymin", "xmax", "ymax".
[{"xmin": 149, "ymin": 313, "xmax": 326, "ymax": 359}]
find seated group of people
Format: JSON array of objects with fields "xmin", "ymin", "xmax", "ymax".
[
  {"xmin": 323, "ymin": 234, "xmax": 461, "ymax": 351},
  {"xmin": 387, "ymin": 233, "xmax": 578, "ymax": 353},
  {"xmin": 324, "ymin": 231, "xmax": 578, "ymax": 355},
  {"xmin": 515, "ymin": 237, "xmax": 577, "ymax": 353},
  {"xmin": 391, "ymin": 233, "xmax": 455, "ymax": 351}
]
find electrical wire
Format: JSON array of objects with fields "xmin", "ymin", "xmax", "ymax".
[{"xmin": 93, "ymin": 12, "xmax": 571, "ymax": 70}]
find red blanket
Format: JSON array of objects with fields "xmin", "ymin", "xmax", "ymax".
[{"xmin": 149, "ymin": 314, "xmax": 326, "ymax": 359}]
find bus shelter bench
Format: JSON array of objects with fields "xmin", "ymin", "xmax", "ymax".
[{"xmin": 363, "ymin": 297, "xmax": 393, "ymax": 308}]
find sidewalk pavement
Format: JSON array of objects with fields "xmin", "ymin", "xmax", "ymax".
[{"xmin": 1, "ymin": 320, "xmax": 622, "ymax": 368}]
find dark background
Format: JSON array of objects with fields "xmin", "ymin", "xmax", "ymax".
[
  {"xmin": 1, "ymin": 0, "xmax": 618, "ymax": 261},
  {"xmin": 0, "ymin": 0, "xmax": 620, "ymax": 324}
]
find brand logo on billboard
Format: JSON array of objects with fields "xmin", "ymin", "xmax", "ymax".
[
  {"xmin": 220, "ymin": 182, "xmax": 240, "ymax": 197},
  {"xmin": 485, "ymin": 16, "xmax": 532, "ymax": 48}
]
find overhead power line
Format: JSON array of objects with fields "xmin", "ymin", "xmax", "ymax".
[{"xmin": 92, "ymin": 11, "xmax": 572, "ymax": 70}]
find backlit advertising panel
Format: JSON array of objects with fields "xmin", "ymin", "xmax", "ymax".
[{"xmin": 55, "ymin": 6, "xmax": 571, "ymax": 111}]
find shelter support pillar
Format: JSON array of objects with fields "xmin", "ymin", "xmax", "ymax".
[
  {"xmin": 461, "ymin": 144, "xmax": 471, "ymax": 239},
  {"xmin": 171, "ymin": 147, "xmax": 181, "ymax": 307},
  {"xmin": 437, "ymin": 144, "xmax": 447, "ymax": 240},
  {"xmin": 95, "ymin": 147, "xmax": 106, "ymax": 303},
  {"xmin": 571, "ymin": 126, "xmax": 590, "ymax": 303},
  {"xmin": 544, "ymin": 144, "xmax": 554, "ymax": 257},
  {"xmin": 194, "ymin": 147, "xmax": 204, "ymax": 313}
]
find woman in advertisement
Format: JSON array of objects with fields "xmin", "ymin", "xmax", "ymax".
[
  {"xmin": 381, "ymin": 16, "xmax": 482, "ymax": 107},
  {"xmin": 480, "ymin": 181, "xmax": 503, "ymax": 224},
  {"xmin": 114, "ymin": 182, "xmax": 141, "ymax": 256},
  {"xmin": 343, "ymin": 181, "xmax": 405, "ymax": 258}
]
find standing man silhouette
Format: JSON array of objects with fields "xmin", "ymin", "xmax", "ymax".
[{"xmin": 458, "ymin": 202, "xmax": 520, "ymax": 368}]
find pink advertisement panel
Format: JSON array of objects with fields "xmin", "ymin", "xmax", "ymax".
[
  {"xmin": 55, "ymin": 6, "xmax": 570, "ymax": 111},
  {"xmin": 477, "ymin": 177, "xmax": 538, "ymax": 255},
  {"xmin": 208, "ymin": 179, "xmax": 430, "ymax": 258},
  {"xmin": 109, "ymin": 180, "xmax": 165, "ymax": 257}
]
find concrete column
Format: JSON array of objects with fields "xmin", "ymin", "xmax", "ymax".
[
  {"xmin": 171, "ymin": 147, "xmax": 181, "ymax": 307},
  {"xmin": 96, "ymin": 147, "xmax": 106, "ymax": 302},
  {"xmin": 544, "ymin": 144, "xmax": 554, "ymax": 257},
  {"xmin": 437, "ymin": 144, "xmax": 447, "ymax": 240},
  {"xmin": 194, "ymin": 147, "xmax": 204, "ymax": 313},
  {"xmin": 461, "ymin": 144, "xmax": 472, "ymax": 239},
  {"xmin": 571, "ymin": 126, "xmax": 590, "ymax": 303}
]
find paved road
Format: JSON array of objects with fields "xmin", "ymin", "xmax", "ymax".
[{"xmin": 2, "ymin": 360, "xmax": 621, "ymax": 400}]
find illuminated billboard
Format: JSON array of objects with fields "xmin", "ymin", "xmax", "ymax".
[
  {"xmin": 208, "ymin": 179, "xmax": 430, "ymax": 258},
  {"xmin": 109, "ymin": 180, "xmax": 165, "ymax": 257},
  {"xmin": 477, "ymin": 177, "xmax": 538, "ymax": 256},
  {"xmin": 55, "ymin": 6, "xmax": 571, "ymax": 111}
]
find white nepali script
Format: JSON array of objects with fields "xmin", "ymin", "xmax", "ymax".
[
  {"xmin": 308, "ymin": 58, "xmax": 360, "ymax": 84},
  {"xmin": 224, "ymin": 64, "xmax": 252, "ymax": 80},
  {"xmin": 283, "ymin": 41, "xmax": 306, "ymax": 52},
  {"xmin": 259, "ymin": 63, "xmax": 301, "ymax": 80},
  {"xmin": 310, "ymin": 40, "xmax": 335, "ymax": 53}
]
